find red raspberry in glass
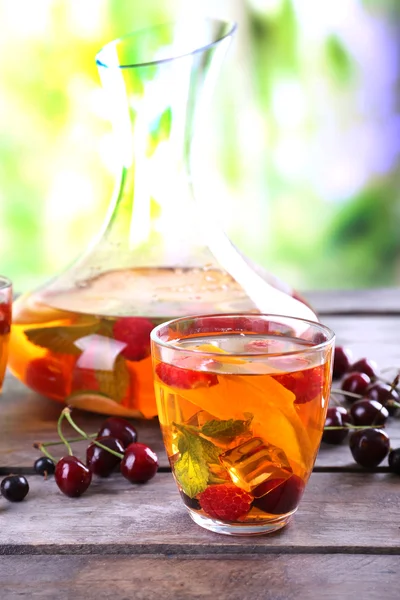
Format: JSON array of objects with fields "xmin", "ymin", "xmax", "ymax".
[
  {"xmin": 25, "ymin": 356, "xmax": 68, "ymax": 399},
  {"xmin": 156, "ymin": 362, "xmax": 218, "ymax": 390},
  {"xmin": 113, "ymin": 317, "xmax": 154, "ymax": 361},
  {"xmin": 198, "ymin": 484, "xmax": 253, "ymax": 521},
  {"xmin": 0, "ymin": 303, "xmax": 11, "ymax": 335},
  {"xmin": 273, "ymin": 365, "xmax": 324, "ymax": 404}
]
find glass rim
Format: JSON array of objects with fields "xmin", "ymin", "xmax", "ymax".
[
  {"xmin": 150, "ymin": 313, "xmax": 335, "ymax": 359},
  {"xmin": 96, "ymin": 18, "xmax": 237, "ymax": 70},
  {"xmin": 0, "ymin": 276, "xmax": 12, "ymax": 290}
]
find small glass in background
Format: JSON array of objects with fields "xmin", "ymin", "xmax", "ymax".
[{"xmin": 0, "ymin": 277, "xmax": 12, "ymax": 392}]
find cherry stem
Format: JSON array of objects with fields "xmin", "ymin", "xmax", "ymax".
[
  {"xmin": 331, "ymin": 387, "xmax": 362, "ymax": 399},
  {"xmin": 389, "ymin": 373, "xmax": 399, "ymax": 393},
  {"xmin": 62, "ymin": 407, "xmax": 124, "ymax": 460},
  {"xmin": 324, "ymin": 425, "xmax": 384, "ymax": 430},
  {"xmin": 33, "ymin": 442, "xmax": 56, "ymax": 463},
  {"xmin": 57, "ymin": 410, "xmax": 73, "ymax": 456},
  {"xmin": 387, "ymin": 400, "xmax": 400, "ymax": 409},
  {"xmin": 34, "ymin": 434, "xmax": 97, "ymax": 449}
]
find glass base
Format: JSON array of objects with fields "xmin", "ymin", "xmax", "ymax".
[{"xmin": 187, "ymin": 508, "xmax": 295, "ymax": 536}]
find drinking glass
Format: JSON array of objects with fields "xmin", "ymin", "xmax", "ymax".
[
  {"xmin": 151, "ymin": 313, "xmax": 334, "ymax": 535},
  {"xmin": 0, "ymin": 277, "xmax": 12, "ymax": 392}
]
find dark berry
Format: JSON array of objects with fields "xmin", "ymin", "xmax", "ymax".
[
  {"xmin": 348, "ymin": 358, "xmax": 378, "ymax": 380},
  {"xmin": 55, "ymin": 456, "xmax": 92, "ymax": 497},
  {"xmin": 322, "ymin": 406, "xmax": 352, "ymax": 444},
  {"xmin": 34, "ymin": 457, "xmax": 56, "ymax": 476},
  {"xmin": 341, "ymin": 372, "xmax": 371, "ymax": 397},
  {"xmin": 97, "ymin": 417, "xmax": 138, "ymax": 449},
  {"xmin": 366, "ymin": 383, "xmax": 399, "ymax": 416},
  {"xmin": 86, "ymin": 436, "xmax": 124, "ymax": 477},
  {"xmin": 252, "ymin": 475, "xmax": 305, "ymax": 514},
  {"xmin": 180, "ymin": 490, "xmax": 201, "ymax": 510},
  {"xmin": 350, "ymin": 399, "xmax": 388, "ymax": 426},
  {"xmin": 349, "ymin": 428, "xmax": 390, "ymax": 468},
  {"xmin": 388, "ymin": 448, "xmax": 400, "ymax": 475},
  {"xmin": 333, "ymin": 346, "xmax": 353, "ymax": 379},
  {"xmin": 0, "ymin": 475, "xmax": 29, "ymax": 502},
  {"xmin": 120, "ymin": 443, "xmax": 158, "ymax": 483}
]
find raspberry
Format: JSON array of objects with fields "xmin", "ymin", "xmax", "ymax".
[
  {"xmin": 113, "ymin": 317, "xmax": 154, "ymax": 361},
  {"xmin": 252, "ymin": 475, "xmax": 305, "ymax": 514},
  {"xmin": 156, "ymin": 362, "xmax": 218, "ymax": 390},
  {"xmin": 198, "ymin": 484, "xmax": 253, "ymax": 521},
  {"xmin": 25, "ymin": 355, "xmax": 69, "ymax": 399},
  {"xmin": 273, "ymin": 365, "xmax": 324, "ymax": 404},
  {"xmin": 0, "ymin": 303, "xmax": 11, "ymax": 335}
]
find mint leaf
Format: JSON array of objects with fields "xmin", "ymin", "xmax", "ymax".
[
  {"xmin": 174, "ymin": 431, "xmax": 209, "ymax": 498},
  {"xmin": 200, "ymin": 415, "xmax": 253, "ymax": 440},
  {"xmin": 95, "ymin": 355, "xmax": 130, "ymax": 403},
  {"xmin": 173, "ymin": 422, "xmax": 224, "ymax": 498},
  {"xmin": 25, "ymin": 317, "xmax": 100, "ymax": 355},
  {"xmin": 200, "ymin": 437, "xmax": 222, "ymax": 465}
]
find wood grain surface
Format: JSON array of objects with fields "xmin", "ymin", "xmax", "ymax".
[
  {"xmin": 1, "ymin": 290, "xmax": 400, "ymax": 600},
  {"xmin": 1, "ymin": 472, "xmax": 399, "ymax": 554},
  {"xmin": 0, "ymin": 554, "xmax": 398, "ymax": 600},
  {"xmin": 307, "ymin": 287, "xmax": 400, "ymax": 315}
]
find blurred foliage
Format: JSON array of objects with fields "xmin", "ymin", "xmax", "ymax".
[{"xmin": 0, "ymin": 0, "xmax": 399, "ymax": 292}]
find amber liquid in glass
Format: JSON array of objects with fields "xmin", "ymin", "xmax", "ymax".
[
  {"xmin": 9, "ymin": 267, "xmax": 259, "ymax": 417},
  {"xmin": 154, "ymin": 333, "xmax": 331, "ymax": 524}
]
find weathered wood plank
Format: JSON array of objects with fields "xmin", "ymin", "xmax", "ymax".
[
  {"xmin": 0, "ymin": 554, "xmax": 398, "ymax": 600},
  {"xmin": 322, "ymin": 315, "xmax": 400, "ymax": 368},
  {"xmin": 0, "ymin": 375, "xmax": 169, "ymax": 470},
  {"xmin": 1, "ymin": 472, "xmax": 399, "ymax": 554},
  {"xmin": 307, "ymin": 287, "xmax": 400, "ymax": 315}
]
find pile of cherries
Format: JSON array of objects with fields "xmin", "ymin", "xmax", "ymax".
[
  {"xmin": 0, "ymin": 413, "xmax": 158, "ymax": 503},
  {"xmin": 324, "ymin": 346, "xmax": 400, "ymax": 473}
]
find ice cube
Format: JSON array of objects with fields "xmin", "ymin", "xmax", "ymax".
[{"xmin": 219, "ymin": 437, "xmax": 293, "ymax": 493}]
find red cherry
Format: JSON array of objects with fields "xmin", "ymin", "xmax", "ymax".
[
  {"xmin": 348, "ymin": 358, "xmax": 378, "ymax": 380},
  {"xmin": 333, "ymin": 346, "xmax": 353, "ymax": 379},
  {"xmin": 113, "ymin": 317, "xmax": 154, "ymax": 361},
  {"xmin": 366, "ymin": 383, "xmax": 399, "ymax": 415},
  {"xmin": 349, "ymin": 429, "xmax": 390, "ymax": 468},
  {"xmin": 97, "ymin": 417, "xmax": 138, "ymax": 448},
  {"xmin": 155, "ymin": 362, "xmax": 218, "ymax": 390},
  {"xmin": 252, "ymin": 475, "xmax": 305, "ymax": 514},
  {"xmin": 25, "ymin": 356, "xmax": 68, "ymax": 399},
  {"xmin": 341, "ymin": 372, "xmax": 371, "ymax": 397},
  {"xmin": 120, "ymin": 443, "xmax": 158, "ymax": 483},
  {"xmin": 350, "ymin": 399, "xmax": 388, "ymax": 426},
  {"xmin": 55, "ymin": 456, "xmax": 92, "ymax": 497},
  {"xmin": 86, "ymin": 436, "xmax": 124, "ymax": 477},
  {"xmin": 322, "ymin": 406, "xmax": 352, "ymax": 444}
]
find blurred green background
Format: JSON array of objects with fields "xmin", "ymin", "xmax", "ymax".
[{"xmin": 0, "ymin": 0, "xmax": 399, "ymax": 293}]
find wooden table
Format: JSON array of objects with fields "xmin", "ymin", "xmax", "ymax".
[{"xmin": 1, "ymin": 289, "xmax": 400, "ymax": 600}]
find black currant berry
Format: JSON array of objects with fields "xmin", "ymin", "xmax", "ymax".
[
  {"xmin": 1, "ymin": 475, "xmax": 29, "ymax": 502},
  {"xmin": 34, "ymin": 457, "xmax": 56, "ymax": 476}
]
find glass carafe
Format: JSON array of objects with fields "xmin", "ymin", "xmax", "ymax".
[{"xmin": 9, "ymin": 19, "xmax": 316, "ymax": 418}]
